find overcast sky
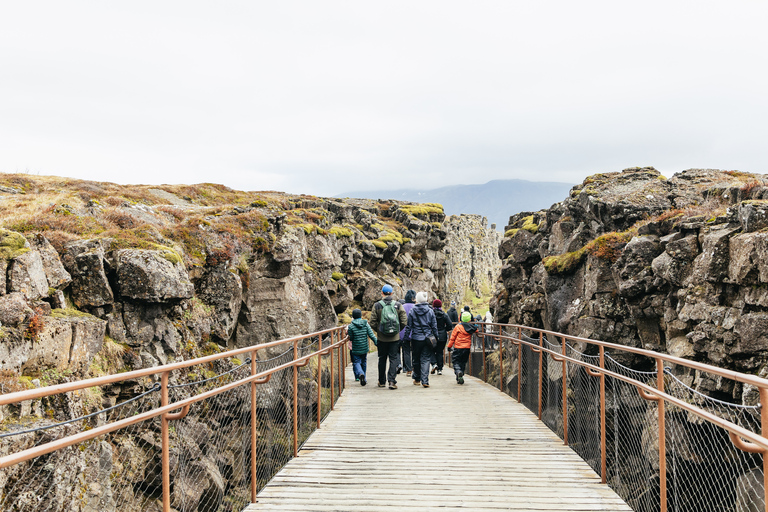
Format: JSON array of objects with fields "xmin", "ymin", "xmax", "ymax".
[{"xmin": 1, "ymin": 1, "xmax": 766, "ymax": 197}]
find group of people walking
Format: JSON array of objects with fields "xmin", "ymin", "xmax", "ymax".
[{"xmin": 346, "ymin": 284, "xmax": 491, "ymax": 389}]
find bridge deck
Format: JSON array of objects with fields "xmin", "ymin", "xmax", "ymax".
[{"xmin": 246, "ymin": 353, "xmax": 631, "ymax": 511}]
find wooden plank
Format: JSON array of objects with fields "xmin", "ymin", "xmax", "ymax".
[{"xmin": 244, "ymin": 353, "xmax": 632, "ymax": 512}]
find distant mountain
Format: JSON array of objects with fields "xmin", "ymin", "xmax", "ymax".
[{"xmin": 336, "ymin": 179, "xmax": 575, "ymax": 230}]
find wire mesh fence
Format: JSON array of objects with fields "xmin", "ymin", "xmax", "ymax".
[
  {"xmin": 469, "ymin": 323, "xmax": 768, "ymax": 512},
  {"xmin": 0, "ymin": 328, "xmax": 349, "ymax": 512}
]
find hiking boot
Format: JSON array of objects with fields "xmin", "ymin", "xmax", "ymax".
[
  {"xmin": 413, "ymin": 380, "xmax": 420, "ymax": 385},
  {"xmin": 396, "ymin": 365, "xmax": 402, "ymax": 374},
  {"xmin": 406, "ymin": 371, "xmax": 412, "ymax": 376},
  {"xmin": 457, "ymin": 370, "xmax": 464, "ymax": 385},
  {"xmin": 430, "ymin": 367, "xmax": 436, "ymax": 374},
  {"xmin": 422, "ymin": 383, "xmax": 430, "ymax": 388},
  {"xmin": 378, "ymin": 382, "xmax": 385, "ymax": 387},
  {"xmin": 437, "ymin": 369, "xmax": 442, "ymax": 375},
  {"xmin": 355, "ymin": 377, "xmax": 359, "ymax": 382},
  {"xmin": 388, "ymin": 382, "xmax": 397, "ymax": 389},
  {"xmin": 360, "ymin": 374, "xmax": 366, "ymax": 386}
]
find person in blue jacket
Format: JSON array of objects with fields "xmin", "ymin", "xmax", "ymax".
[
  {"xmin": 403, "ymin": 291, "xmax": 439, "ymax": 388},
  {"xmin": 346, "ymin": 309, "xmax": 377, "ymax": 386}
]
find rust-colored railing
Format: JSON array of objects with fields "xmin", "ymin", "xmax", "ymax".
[
  {"xmin": 0, "ymin": 327, "xmax": 349, "ymax": 512},
  {"xmin": 466, "ymin": 322, "xmax": 768, "ymax": 512}
]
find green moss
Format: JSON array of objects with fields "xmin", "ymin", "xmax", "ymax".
[
  {"xmin": 521, "ymin": 216, "xmax": 539, "ymax": 234},
  {"xmin": 329, "ymin": 226, "xmax": 353, "ymax": 238},
  {"xmin": 372, "ymin": 240, "xmax": 387, "ymax": 249},
  {"xmin": 543, "ymin": 248, "xmax": 587, "ymax": 274},
  {"xmin": 505, "ymin": 229, "xmax": 519, "ymax": 238},
  {"xmin": 51, "ymin": 308, "xmax": 96, "ymax": 319},
  {"xmin": 399, "ymin": 203, "xmax": 444, "ymax": 216},
  {"xmin": 296, "ymin": 223, "xmax": 316, "ymax": 235},
  {"xmin": 0, "ymin": 229, "xmax": 29, "ymax": 260},
  {"xmin": 331, "ymin": 272, "xmax": 345, "ymax": 281},
  {"xmin": 250, "ymin": 200, "xmax": 268, "ymax": 207},
  {"xmin": 378, "ymin": 230, "xmax": 404, "ymax": 245}
]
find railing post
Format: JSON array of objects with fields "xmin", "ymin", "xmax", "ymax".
[
  {"xmin": 250, "ymin": 351, "xmax": 259, "ymax": 502},
  {"xmin": 316, "ymin": 336, "xmax": 322, "ymax": 429},
  {"xmin": 161, "ymin": 371, "xmax": 171, "ymax": 512},
  {"xmin": 517, "ymin": 327, "xmax": 522, "ymax": 402},
  {"xmin": 482, "ymin": 328, "xmax": 487, "ymax": 383},
  {"xmin": 292, "ymin": 339, "xmax": 299, "ymax": 457},
  {"xmin": 330, "ymin": 331, "xmax": 335, "ymax": 410},
  {"xmin": 499, "ymin": 326, "xmax": 504, "ymax": 392},
  {"xmin": 468, "ymin": 332, "xmax": 473, "ymax": 377},
  {"xmin": 538, "ymin": 332, "xmax": 543, "ymax": 421},
  {"xmin": 657, "ymin": 358, "xmax": 667, "ymax": 512},
  {"xmin": 340, "ymin": 329, "xmax": 345, "ymax": 392},
  {"xmin": 761, "ymin": 387, "xmax": 768, "ymax": 512},
  {"xmin": 599, "ymin": 346, "xmax": 607, "ymax": 484},
  {"xmin": 561, "ymin": 337, "xmax": 568, "ymax": 445}
]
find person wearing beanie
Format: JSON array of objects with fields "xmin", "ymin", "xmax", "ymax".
[
  {"xmin": 402, "ymin": 291, "xmax": 439, "ymax": 388},
  {"xmin": 429, "ymin": 299, "xmax": 453, "ymax": 375},
  {"xmin": 447, "ymin": 311, "xmax": 478, "ymax": 385},
  {"xmin": 346, "ymin": 309, "xmax": 377, "ymax": 386},
  {"xmin": 446, "ymin": 301, "xmax": 459, "ymax": 324},
  {"xmin": 369, "ymin": 284, "xmax": 408, "ymax": 389}
]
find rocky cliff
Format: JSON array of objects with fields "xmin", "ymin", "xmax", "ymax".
[
  {"xmin": 493, "ymin": 167, "xmax": 768, "ymax": 401},
  {"xmin": 0, "ymin": 174, "xmax": 500, "ymax": 389}
]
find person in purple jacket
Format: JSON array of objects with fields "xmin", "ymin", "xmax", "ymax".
[{"xmin": 397, "ymin": 289, "xmax": 416, "ymax": 376}]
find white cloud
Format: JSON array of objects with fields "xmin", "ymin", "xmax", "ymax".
[{"xmin": 0, "ymin": 1, "xmax": 766, "ymax": 197}]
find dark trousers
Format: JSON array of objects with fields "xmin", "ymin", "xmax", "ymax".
[
  {"xmin": 377, "ymin": 341, "xmax": 401, "ymax": 385},
  {"xmin": 452, "ymin": 348, "xmax": 470, "ymax": 375},
  {"xmin": 430, "ymin": 340, "xmax": 447, "ymax": 370},
  {"xmin": 411, "ymin": 340, "xmax": 434, "ymax": 385},
  {"xmin": 400, "ymin": 340, "xmax": 412, "ymax": 372}
]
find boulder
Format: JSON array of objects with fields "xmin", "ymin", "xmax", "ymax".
[
  {"xmin": 21, "ymin": 317, "xmax": 73, "ymax": 373},
  {"xmin": 197, "ymin": 267, "xmax": 243, "ymax": 342},
  {"xmin": 63, "ymin": 240, "xmax": 115, "ymax": 308},
  {"xmin": 0, "ymin": 292, "xmax": 34, "ymax": 326},
  {"xmin": 29, "ymin": 234, "xmax": 71, "ymax": 289},
  {"xmin": 116, "ymin": 249, "xmax": 193, "ymax": 302},
  {"xmin": 8, "ymin": 250, "xmax": 49, "ymax": 300},
  {"xmin": 68, "ymin": 315, "xmax": 108, "ymax": 372}
]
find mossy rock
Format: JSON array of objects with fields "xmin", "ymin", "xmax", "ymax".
[
  {"xmin": 329, "ymin": 226, "xmax": 353, "ymax": 238},
  {"xmin": 0, "ymin": 229, "xmax": 29, "ymax": 260},
  {"xmin": 331, "ymin": 272, "xmax": 345, "ymax": 281}
]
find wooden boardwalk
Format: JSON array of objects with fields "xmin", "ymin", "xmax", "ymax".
[{"xmin": 246, "ymin": 354, "xmax": 632, "ymax": 511}]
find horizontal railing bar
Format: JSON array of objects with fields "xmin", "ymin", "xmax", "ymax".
[
  {"xmin": 0, "ymin": 326, "xmax": 343, "ymax": 406},
  {"xmin": 0, "ymin": 337, "xmax": 347, "ymax": 469},
  {"xmin": 482, "ymin": 325, "xmax": 768, "ymax": 390},
  {"xmin": 495, "ymin": 331, "xmax": 768, "ymax": 452}
]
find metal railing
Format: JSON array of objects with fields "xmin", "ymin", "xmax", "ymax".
[
  {"xmin": 0, "ymin": 327, "xmax": 349, "ymax": 512},
  {"xmin": 459, "ymin": 322, "xmax": 768, "ymax": 512}
]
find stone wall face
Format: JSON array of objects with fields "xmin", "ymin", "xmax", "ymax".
[
  {"xmin": 442, "ymin": 214, "xmax": 502, "ymax": 307},
  {"xmin": 0, "ymin": 198, "xmax": 500, "ymax": 377},
  {"xmin": 492, "ymin": 167, "xmax": 768, "ymax": 400}
]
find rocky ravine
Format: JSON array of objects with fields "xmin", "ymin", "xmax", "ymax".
[
  {"xmin": 0, "ymin": 176, "xmax": 500, "ymax": 388},
  {"xmin": 493, "ymin": 167, "xmax": 768, "ymax": 401},
  {"xmin": 0, "ymin": 176, "xmax": 500, "ymax": 511}
]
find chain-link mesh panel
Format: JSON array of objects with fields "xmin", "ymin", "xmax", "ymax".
[
  {"xmin": 605, "ymin": 356, "xmax": 660, "ymax": 512},
  {"xmin": 520, "ymin": 332, "xmax": 540, "ymax": 416},
  {"xmin": 167, "ymin": 356, "xmax": 254, "ymax": 512},
  {"xmin": 0, "ymin": 380, "xmax": 163, "ymax": 511},
  {"xmin": 565, "ymin": 345, "xmax": 602, "ymax": 476},
  {"xmin": 665, "ymin": 370, "xmax": 764, "ymax": 512},
  {"xmin": 541, "ymin": 338, "xmax": 564, "ymax": 439}
]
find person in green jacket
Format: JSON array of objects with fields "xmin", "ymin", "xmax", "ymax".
[{"xmin": 347, "ymin": 309, "xmax": 377, "ymax": 386}]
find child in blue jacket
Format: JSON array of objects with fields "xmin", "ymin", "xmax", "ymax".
[{"xmin": 347, "ymin": 309, "xmax": 377, "ymax": 386}]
